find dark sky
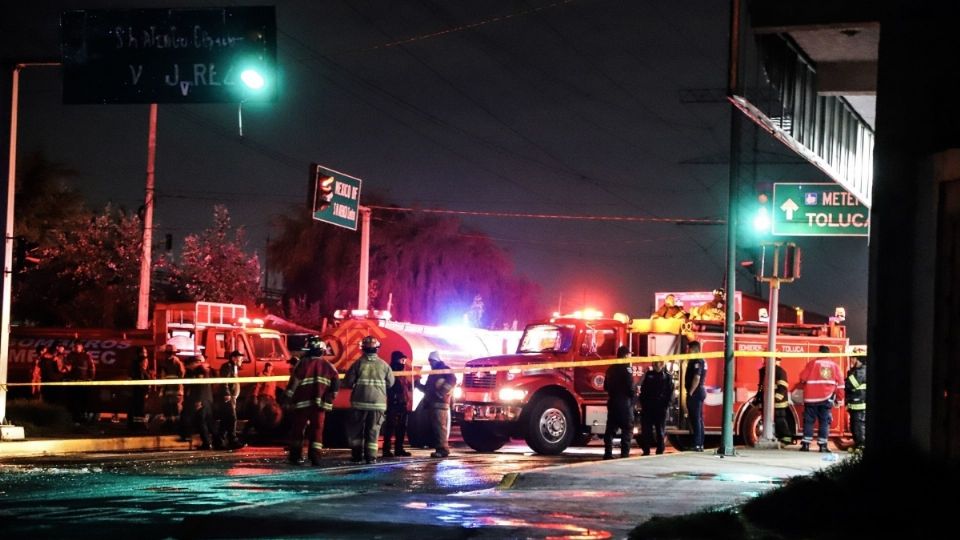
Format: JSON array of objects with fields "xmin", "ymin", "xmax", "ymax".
[{"xmin": 1, "ymin": 0, "xmax": 869, "ymax": 341}]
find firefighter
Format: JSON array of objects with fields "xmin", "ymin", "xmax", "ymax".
[
  {"xmin": 284, "ymin": 336, "xmax": 340, "ymax": 465},
  {"xmin": 691, "ymin": 289, "xmax": 725, "ymax": 321},
  {"xmin": 382, "ymin": 350, "xmax": 413, "ymax": 458},
  {"xmin": 845, "ymin": 354, "xmax": 867, "ymax": 450},
  {"xmin": 685, "ymin": 341, "xmax": 706, "ymax": 452},
  {"xmin": 796, "ymin": 345, "xmax": 845, "ymax": 453},
  {"xmin": 157, "ymin": 344, "xmax": 186, "ymax": 430},
  {"xmin": 651, "ymin": 294, "xmax": 686, "ymax": 320},
  {"xmin": 416, "ymin": 351, "xmax": 456, "ymax": 458},
  {"xmin": 639, "ymin": 358, "xmax": 673, "ymax": 455},
  {"xmin": 39, "ymin": 343, "xmax": 65, "ymax": 406},
  {"xmin": 216, "ymin": 350, "xmax": 246, "ymax": 450},
  {"xmin": 344, "ymin": 336, "xmax": 395, "ymax": 464},
  {"xmin": 754, "ymin": 358, "xmax": 792, "ymax": 445},
  {"xmin": 603, "ymin": 346, "xmax": 635, "ymax": 459}
]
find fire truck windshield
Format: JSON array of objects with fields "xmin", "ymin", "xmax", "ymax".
[{"xmin": 518, "ymin": 324, "xmax": 575, "ymax": 354}]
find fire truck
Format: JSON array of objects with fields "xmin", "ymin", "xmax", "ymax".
[
  {"xmin": 453, "ymin": 297, "xmax": 850, "ymax": 455},
  {"xmin": 317, "ymin": 309, "xmax": 521, "ymax": 446},
  {"xmin": 7, "ymin": 302, "xmax": 292, "ymax": 426}
]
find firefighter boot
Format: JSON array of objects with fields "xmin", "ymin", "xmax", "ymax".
[
  {"xmin": 799, "ymin": 442, "xmax": 810, "ymax": 452},
  {"xmin": 394, "ymin": 445, "xmax": 411, "ymax": 457},
  {"xmin": 819, "ymin": 445, "xmax": 832, "ymax": 454},
  {"xmin": 382, "ymin": 448, "xmax": 394, "ymax": 458},
  {"xmin": 350, "ymin": 448, "xmax": 363, "ymax": 463},
  {"xmin": 603, "ymin": 443, "xmax": 614, "ymax": 460},
  {"xmin": 288, "ymin": 445, "xmax": 303, "ymax": 465},
  {"xmin": 307, "ymin": 448, "xmax": 322, "ymax": 466}
]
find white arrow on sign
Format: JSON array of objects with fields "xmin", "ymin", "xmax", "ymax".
[{"xmin": 780, "ymin": 198, "xmax": 799, "ymax": 220}]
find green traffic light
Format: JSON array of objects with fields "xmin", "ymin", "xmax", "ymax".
[
  {"xmin": 240, "ymin": 69, "xmax": 265, "ymax": 90},
  {"xmin": 753, "ymin": 206, "xmax": 771, "ymax": 232}
]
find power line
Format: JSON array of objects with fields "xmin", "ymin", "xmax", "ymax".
[{"xmin": 368, "ymin": 205, "xmax": 724, "ymax": 224}]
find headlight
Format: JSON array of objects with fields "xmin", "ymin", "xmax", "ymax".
[
  {"xmin": 453, "ymin": 386, "xmax": 463, "ymax": 400},
  {"xmin": 498, "ymin": 388, "xmax": 527, "ymax": 401}
]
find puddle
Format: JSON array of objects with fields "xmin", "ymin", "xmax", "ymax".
[{"xmin": 658, "ymin": 471, "xmax": 784, "ymax": 485}]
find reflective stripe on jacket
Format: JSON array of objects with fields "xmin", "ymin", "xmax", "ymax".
[
  {"xmin": 845, "ymin": 363, "xmax": 867, "ymax": 411},
  {"xmin": 344, "ymin": 354, "xmax": 395, "ymax": 411},
  {"xmin": 285, "ymin": 355, "xmax": 340, "ymax": 410}
]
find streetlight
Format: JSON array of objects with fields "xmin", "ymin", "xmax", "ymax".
[{"xmin": 240, "ymin": 69, "xmax": 265, "ymax": 90}]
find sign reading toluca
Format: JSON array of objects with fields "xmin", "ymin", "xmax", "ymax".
[
  {"xmin": 772, "ymin": 183, "xmax": 870, "ymax": 237},
  {"xmin": 61, "ymin": 6, "xmax": 276, "ymax": 104}
]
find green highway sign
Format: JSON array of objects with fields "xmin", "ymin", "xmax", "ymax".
[
  {"xmin": 310, "ymin": 164, "xmax": 362, "ymax": 231},
  {"xmin": 772, "ymin": 183, "xmax": 870, "ymax": 237}
]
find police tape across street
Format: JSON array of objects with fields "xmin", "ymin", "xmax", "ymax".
[{"xmin": 1, "ymin": 350, "xmax": 865, "ymax": 389}]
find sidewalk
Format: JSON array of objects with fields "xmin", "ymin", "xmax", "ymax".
[{"xmin": 0, "ymin": 433, "xmax": 193, "ymax": 457}]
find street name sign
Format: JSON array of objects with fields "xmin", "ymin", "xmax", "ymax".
[
  {"xmin": 311, "ymin": 165, "xmax": 362, "ymax": 231},
  {"xmin": 772, "ymin": 183, "xmax": 869, "ymax": 237},
  {"xmin": 61, "ymin": 7, "xmax": 276, "ymax": 104}
]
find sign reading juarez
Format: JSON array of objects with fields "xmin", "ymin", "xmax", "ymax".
[
  {"xmin": 61, "ymin": 6, "xmax": 276, "ymax": 104},
  {"xmin": 772, "ymin": 183, "xmax": 869, "ymax": 237}
]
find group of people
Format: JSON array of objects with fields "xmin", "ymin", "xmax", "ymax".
[
  {"xmin": 603, "ymin": 341, "xmax": 866, "ymax": 457},
  {"xmin": 33, "ymin": 340, "xmax": 98, "ymax": 423},
  {"xmin": 283, "ymin": 335, "xmax": 456, "ymax": 466},
  {"xmin": 651, "ymin": 290, "xmax": 737, "ymax": 322},
  {"xmin": 144, "ymin": 344, "xmax": 248, "ymax": 450}
]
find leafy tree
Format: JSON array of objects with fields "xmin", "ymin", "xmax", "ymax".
[
  {"xmin": 18, "ymin": 204, "xmax": 143, "ymax": 327},
  {"xmin": 270, "ymin": 206, "xmax": 540, "ymax": 327},
  {"xmin": 163, "ymin": 205, "xmax": 261, "ymax": 305}
]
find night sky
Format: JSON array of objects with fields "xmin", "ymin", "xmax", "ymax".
[{"xmin": 1, "ymin": 0, "xmax": 869, "ymax": 341}]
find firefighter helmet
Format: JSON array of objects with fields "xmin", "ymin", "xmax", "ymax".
[
  {"xmin": 361, "ymin": 336, "xmax": 381, "ymax": 354},
  {"xmin": 302, "ymin": 335, "xmax": 327, "ymax": 356}
]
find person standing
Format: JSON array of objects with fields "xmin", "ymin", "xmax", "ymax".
[
  {"xmin": 284, "ymin": 336, "xmax": 340, "ymax": 465},
  {"xmin": 39, "ymin": 344, "xmax": 64, "ymax": 406},
  {"xmin": 845, "ymin": 354, "xmax": 867, "ymax": 450},
  {"xmin": 603, "ymin": 346, "xmax": 635, "ymax": 459},
  {"xmin": 216, "ymin": 351, "xmax": 246, "ymax": 450},
  {"xmin": 64, "ymin": 341, "xmax": 97, "ymax": 423},
  {"xmin": 157, "ymin": 344, "xmax": 186, "ymax": 430},
  {"xmin": 344, "ymin": 336, "xmax": 394, "ymax": 464},
  {"xmin": 128, "ymin": 347, "xmax": 154, "ymax": 432},
  {"xmin": 183, "ymin": 354, "xmax": 215, "ymax": 449},
  {"xmin": 796, "ymin": 345, "xmax": 845, "ymax": 453},
  {"xmin": 685, "ymin": 341, "xmax": 706, "ymax": 452},
  {"xmin": 382, "ymin": 351, "xmax": 413, "ymax": 458},
  {"xmin": 639, "ymin": 359, "xmax": 674, "ymax": 455},
  {"xmin": 416, "ymin": 351, "xmax": 456, "ymax": 458},
  {"xmin": 755, "ymin": 358, "xmax": 793, "ymax": 445}
]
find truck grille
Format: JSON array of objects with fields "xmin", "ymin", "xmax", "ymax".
[{"xmin": 464, "ymin": 371, "xmax": 497, "ymax": 389}]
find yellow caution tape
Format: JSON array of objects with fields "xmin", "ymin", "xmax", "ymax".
[{"xmin": 0, "ymin": 350, "xmax": 864, "ymax": 389}]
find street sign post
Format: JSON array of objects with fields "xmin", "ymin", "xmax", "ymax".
[
  {"xmin": 310, "ymin": 164, "xmax": 362, "ymax": 231},
  {"xmin": 61, "ymin": 6, "xmax": 276, "ymax": 104},
  {"xmin": 771, "ymin": 183, "xmax": 869, "ymax": 237}
]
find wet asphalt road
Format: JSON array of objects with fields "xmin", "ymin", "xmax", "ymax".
[{"xmin": 0, "ymin": 440, "xmax": 628, "ymax": 539}]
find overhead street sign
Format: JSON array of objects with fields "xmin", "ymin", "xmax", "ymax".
[
  {"xmin": 310, "ymin": 164, "xmax": 362, "ymax": 231},
  {"xmin": 61, "ymin": 6, "xmax": 276, "ymax": 104},
  {"xmin": 772, "ymin": 183, "xmax": 869, "ymax": 237}
]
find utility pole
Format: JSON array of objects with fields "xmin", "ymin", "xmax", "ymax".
[
  {"xmin": 136, "ymin": 104, "xmax": 158, "ymax": 330},
  {"xmin": 358, "ymin": 206, "xmax": 371, "ymax": 310}
]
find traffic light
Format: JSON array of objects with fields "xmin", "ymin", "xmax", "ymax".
[
  {"xmin": 309, "ymin": 163, "xmax": 336, "ymax": 213},
  {"xmin": 752, "ymin": 193, "xmax": 771, "ymax": 233},
  {"xmin": 12, "ymin": 236, "xmax": 39, "ymax": 273},
  {"xmin": 782, "ymin": 243, "xmax": 802, "ymax": 279}
]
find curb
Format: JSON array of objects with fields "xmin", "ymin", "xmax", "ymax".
[
  {"xmin": 0, "ymin": 435, "xmax": 192, "ymax": 458},
  {"xmin": 494, "ymin": 450, "xmax": 679, "ymax": 489}
]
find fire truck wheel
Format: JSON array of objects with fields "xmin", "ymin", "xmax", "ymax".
[
  {"xmin": 524, "ymin": 396, "xmax": 575, "ymax": 455},
  {"xmin": 461, "ymin": 423, "xmax": 509, "ymax": 453},
  {"xmin": 740, "ymin": 406, "xmax": 763, "ymax": 447}
]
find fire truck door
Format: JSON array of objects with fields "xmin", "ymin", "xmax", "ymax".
[{"xmin": 574, "ymin": 326, "xmax": 617, "ymax": 398}]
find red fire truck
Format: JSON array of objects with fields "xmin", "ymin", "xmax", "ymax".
[
  {"xmin": 7, "ymin": 302, "xmax": 292, "ymax": 425},
  {"xmin": 453, "ymin": 298, "xmax": 850, "ymax": 455}
]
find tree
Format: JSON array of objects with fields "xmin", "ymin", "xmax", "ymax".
[
  {"xmin": 270, "ymin": 205, "xmax": 540, "ymax": 327},
  {"xmin": 18, "ymin": 204, "xmax": 143, "ymax": 327},
  {"xmin": 164, "ymin": 205, "xmax": 261, "ymax": 305}
]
